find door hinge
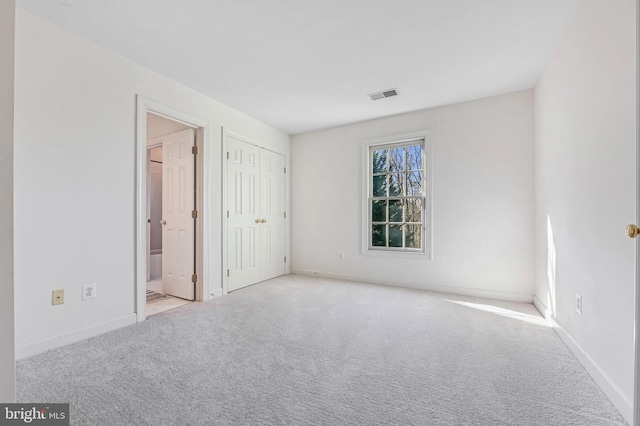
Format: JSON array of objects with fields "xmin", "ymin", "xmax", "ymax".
[
  {"xmin": 284, "ymin": 167, "xmax": 287, "ymax": 174},
  {"xmin": 192, "ymin": 210, "xmax": 198, "ymax": 219},
  {"xmin": 227, "ymin": 269, "xmax": 230, "ymax": 277},
  {"xmin": 192, "ymin": 146, "xmax": 198, "ymax": 155},
  {"xmin": 226, "ymin": 151, "xmax": 230, "ymax": 160},
  {"xmin": 191, "ymin": 274, "xmax": 198, "ymax": 283},
  {"xmin": 284, "ymin": 212, "xmax": 287, "ymax": 219},
  {"xmin": 227, "ymin": 210, "xmax": 229, "ymax": 218},
  {"xmin": 284, "ymin": 256, "xmax": 287, "ymax": 263}
]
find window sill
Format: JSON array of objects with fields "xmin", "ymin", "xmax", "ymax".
[{"xmin": 361, "ymin": 248, "xmax": 432, "ymax": 260}]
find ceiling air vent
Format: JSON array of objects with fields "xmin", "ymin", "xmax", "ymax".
[{"xmin": 368, "ymin": 88, "xmax": 398, "ymax": 101}]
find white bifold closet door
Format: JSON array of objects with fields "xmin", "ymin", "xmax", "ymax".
[{"xmin": 227, "ymin": 135, "xmax": 285, "ymax": 292}]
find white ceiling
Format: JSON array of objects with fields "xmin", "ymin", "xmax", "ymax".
[{"xmin": 17, "ymin": 0, "xmax": 582, "ymax": 135}]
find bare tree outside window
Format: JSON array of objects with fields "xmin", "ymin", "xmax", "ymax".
[{"xmin": 370, "ymin": 140, "xmax": 424, "ymax": 251}]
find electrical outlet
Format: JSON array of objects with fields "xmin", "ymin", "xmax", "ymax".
[
  {"xmin": 337, "ymin": 252, "xmax": 344, "ymax": 260},
  {"xmin": 52, "ymin": 289, "xmax": 64, "ymax": 306},
  {"xmin": 575, "ymin": 294, "xmax": 582, "ymax": 315},
  {"xmin": 82, "ymin": 283, "xmax": 97, "ymax": 301}
]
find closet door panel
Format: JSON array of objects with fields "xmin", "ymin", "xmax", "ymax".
[
  {"xmin": 227, "ymin": 136, "xmax": 261, "ymax": 291},
  {"xmin": 259, "ymin": 148, "xmax": 286, "ymax": 281}
]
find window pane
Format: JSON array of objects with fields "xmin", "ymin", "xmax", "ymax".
[
  {"xmin": 368, "ymin": 139, "xmax": 426, "ymax": 253},
  {"xmin": 389, "ymin": 173, "xmax": 403, "ymax": 196},
  {"xmin": 406, "ymin": 198, "xmax": 422, "ymax": 223},
  {"xmin": 372, "ymin": 225, "xmax": 386, "ymax": 247},
  {"xmin": 405, "ymin": 224, "xmax": 422, "ymax": 249},
  {"xmin": 372, "ymin": 175, "xmax": 387, "ymax": 197},
  {"xmin": 371, "ymin": 200, "xmax": 387, "ymax": 222},
  {"xmin": 406, "ymin": 171, "xmax": 422, "ymax": 196},
  {"xmin": 406, "ymin": 145, "xmax": 422, "ymax": 171},
  {"xmin": 389, "ymin": 199, "xmax": 403, "ymax": 222},
  {"xmin": 389, "ymin": 225, "xmax": 403, "ymax": 247},
  {"xmin": 372, "ymin": 149, "xmax": 387, "ymax": 173},
  {"xmin": 388, "ymin": 147, "xmax": 405, "ymax": 172}
]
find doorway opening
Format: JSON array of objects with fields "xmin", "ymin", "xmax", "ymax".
[
  {"xmin": 146, "ymin": 113, "xmax": 196, "ymax": 315},
  {"xmin": 136, "ymin": 96, "xmax": 210, "ymax": 322}
]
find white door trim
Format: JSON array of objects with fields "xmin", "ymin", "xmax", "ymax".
[
  {"xmin": 221, "ymin": 129, "xmax": 289, "ymax": 295},
  {"xmin": 136, "ymin": 95, "xmax": 210, "ymax": 322},
  {"xmin": 635, "ymin": 1, "xmax": 639, "ymax": 425}
]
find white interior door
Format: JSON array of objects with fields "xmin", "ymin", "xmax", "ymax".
[
  {"xmin": 162, "ymin": 128, "xmax": 195, "ymax": 300},
  {"xmin": 227, "ymin": 136, "xmax": 261, "ymax": 291},
  {"xmin": 227, "ymin": 136, "xmax": 285, "ymax": 292},
  {"xmin": 259, "ymin": 148, "xmax": 286, "ymax": 280}
]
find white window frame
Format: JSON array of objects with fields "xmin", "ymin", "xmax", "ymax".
[{"xmin": 361, "ymin": 131, "xmax": 433, "ymax": 259}]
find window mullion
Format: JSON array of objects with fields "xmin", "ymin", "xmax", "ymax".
[{"xmin": 368, "ymin": 138, "xmax": 426, "ymax": 253}]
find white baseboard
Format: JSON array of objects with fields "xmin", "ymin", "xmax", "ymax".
[
  {"xmin": 210, "ymin": 288, "xmax": 223, "ymax": 298},
  {"xmin": 16, "ymin": 314, "xmax": 137, "ymax": 360},
  {"xmin": 533, "ymin": 296, "xmax": 632, "ymax": 425},
  {"xmin": 532, "ymin": 295, "xmax": 549, "ymax": 318},
  {"xmin": 291, "ymin": 269, "xmax": 533, "ymax": 303}
]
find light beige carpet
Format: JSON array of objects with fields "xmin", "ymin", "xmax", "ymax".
[{"xmin": 17, "ymin": 275, "xmax": 626, "ymax": 425}]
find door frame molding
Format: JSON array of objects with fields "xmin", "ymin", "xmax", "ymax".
[
  {"xmin": 135, "ymin": 95, "xmax": 210, "ymax": 322},
  {"xmin": 635, "ymin": 1, "xmax": 639, "ymax": 424},
  {"xmin": 221, "ymin": 129, "xmax": 289, "ymax": 295}
]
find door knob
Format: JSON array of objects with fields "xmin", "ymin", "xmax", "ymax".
[
  {"xmin": 262, "ymin": 219, "xmax": 267, "ymax": 224},
  {"xmin": 626, "ymin": 224, "xmax": 640, "ymax": 238},
  {"xmin": 255, "ymin": 219, "xmax": 261, "ymax": 223},
  {"xmin": 161, "ymin": 220, "xmax": 167, "ymax": 225}
]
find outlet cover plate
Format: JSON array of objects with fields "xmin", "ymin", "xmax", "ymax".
[
  {"xmin": 83, "ymin": 283, "xmax": 97, "ymax": 301},
  {"xmin": 575, "ymin": 294, "xmax": 582, "ymax": 315}
]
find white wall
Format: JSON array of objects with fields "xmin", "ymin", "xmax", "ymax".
[
  {"xmin": 0, "ymin": 0, "xmax": 16, "ymax": 403},
  {"xmin": 291, "ymin": 90, "xmax": 535, "ymax": 301},
  {"xmin": 13, "ymin": 10, "xmax": 290, "ymax": 357},
  {"xmin": 147, "ymin": 113, "xmax": 191, "ymax": 141},
  {"xmin": 533, "ymin": 0, "xmax": 636, "ymax": 422}
]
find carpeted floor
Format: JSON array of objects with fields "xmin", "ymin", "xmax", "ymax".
[{"xmin": 16, "ymin": 275, "xmax": 627, "ymax": 425}]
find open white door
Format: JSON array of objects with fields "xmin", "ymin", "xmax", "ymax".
[
  {"xmin": 162, "ymin": 128, "xmax": 195, "ymax": 300},
  {"xmin": 259, "ymin": 148, "xmax": 286, "ymax": 280},
  {"xmin": 227, "ymin": 136, "xmax": 261, "ymax": 291}
]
